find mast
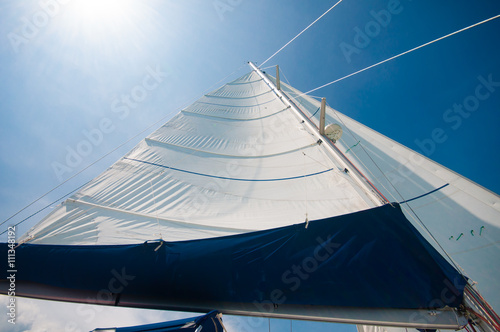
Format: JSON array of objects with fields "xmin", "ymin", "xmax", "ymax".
[{"xmin": 249, "ymin": 62, "xmax": 387, "ymax": 206}]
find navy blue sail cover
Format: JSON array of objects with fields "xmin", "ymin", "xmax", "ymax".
[
  {"xmin": 92, "ymin": 310, "xmax": 224, "ymax": 332},
  {"xmin": 1, "ymin": 203, "xmax": 465, "ymax": 309}
]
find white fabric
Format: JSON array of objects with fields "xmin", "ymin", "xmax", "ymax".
[
  {"xmin": 22, "ymin": 71, "xmax": 371, "ymax": 245},
  {"xmin": 357, "ymin": 326, "xmax": 419, "ymax": 332}
]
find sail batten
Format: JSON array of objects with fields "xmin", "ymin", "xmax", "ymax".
[
  {"xmin": 181, "ymin": 106, "xmax": 290, "ymax": 121},
  {"xmin": 144, "ymin": 137, "xmax": 319, "ymax": 159}
]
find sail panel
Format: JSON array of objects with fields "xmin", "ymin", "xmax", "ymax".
[{"xmin": 22, "ymin": 70, "xmax": 374, "ymax": 245}]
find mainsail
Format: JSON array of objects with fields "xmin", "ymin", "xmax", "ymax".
[{"xmin": 1, "ymin": 63, "xmax": 499, "ymax": 330}]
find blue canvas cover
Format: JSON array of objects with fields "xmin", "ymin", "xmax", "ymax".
[
  {"xmin": 0, "ymin": 203, "xmax": 465, "ymax": 312},
  {"xmin": 91, "ymin": 310, "xmax": 224, "ymax": 332}
]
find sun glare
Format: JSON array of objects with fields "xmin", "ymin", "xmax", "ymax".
[
  {"xmin": 72, "ymin": 0, "xmax": 131, "ymax": 20},
  {"xmin": 58, "ymin": 0, "xmax": 157, "ymax": 62},
  {"xmin": 53, "ymin": 0, "xmax": 159, "ymax": 71},
  {"xmin": 67, "ymin": 0, "xmax": 140, "ymax": 35}
]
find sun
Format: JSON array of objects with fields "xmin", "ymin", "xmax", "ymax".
[
  {"xmin": 71, "ymin": 0, "xmax": 133, "ymax": 20},
  {"xmin": 58, "ymin": 0, "xmax": 155, "ymax": 59},
  {"xmin": 52, "ymin": 0, "xmax": 159, "ymax": 71},
  {"xmin": 65, "ymin": 0, "xmax": 141, "ymax": 36}
]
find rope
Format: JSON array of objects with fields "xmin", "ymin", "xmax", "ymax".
[
  {"xmin": 0, "ymin": 115, "xmax": 170, "ymax": 233},
  {"xmin": 323, "ymin": 101, "xmax": 395, "ymax": 204},
  {"xmin": 319, "ymin": 101, "xmax": 470, "ymax": 281},
  {"xmin": 279, "ymin": 66, "xmax": 292, "ymax": 85},
  {"xmin": 0, "ymin": 180, "xmax": 92, "ymax": 236},
  {"xmin": 465, "ymin": 286, "xmax": 500, "ymax": 331},
  {"xmin": 260, "ymin": 0, "xmax": 343, "ymax": 66},
  {"xmin": 301, "ymin": 14, "xmax": 500, "ymax": 96},
  {"xmin": 345, "ymin": 141, "xmax": 360, "ymax": 154}
]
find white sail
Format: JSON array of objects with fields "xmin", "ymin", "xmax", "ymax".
[{"xmin": 21, "ymin": 70, "xmax": 375, "ymax": 245}]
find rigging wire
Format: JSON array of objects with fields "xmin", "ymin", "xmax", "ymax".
[
  {"xmin": 260, "ymin": 0, "xmax": 343, "ymax": 66},
  {"xmin": 0, "ymin": 117, "xmax": 167, "ymax": 232},
  {"xmin": 321, "ymin": 99, "xmax": 469, "ymax": 272},
  {"xmin": 278, "ymin": 66, "xmax": 291, "ymax": 86},
  {"xmin": 260, "ymin": 64, "xmax": 279, "ymax": 71},
  {"xmin": 321, "ymin": 98, "xmax": 472, "ymax": 286},
  {"xmin": 0, "ymin": 179, "xmax": 92, "ymax": 236},
  {"xmin": 322, "ymin": 94, "xmax": 498, "ymax": 332},
  {"xmin": 0, "ymin": 64, "xmax": 247, "ymax": 234},
  {"xmin": 282, "ymin": 82, "xmax": 473, "ymax": 301},
  {"xmin": 324, "ymin": 101, "xmax": 400, "ymax": 204},
  {"xmin": 281, "ymin": 87, "xmax": 389, "ymax": 205},
  {"xmin": 269, "ymin": 11, "xmax": 500, "ymax": 292},
  {"xmin": 300, "ymin": 13, "xmax": 500, "ymax": 96}
]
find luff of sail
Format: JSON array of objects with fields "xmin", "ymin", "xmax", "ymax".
[{"xmin": 1, "ymin": 63, "xmax": 498, "ymax": 329}]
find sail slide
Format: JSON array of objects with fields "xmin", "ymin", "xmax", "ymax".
[
  {"xmin": 1, "ymin": 204, "xmax": 467, "ymax": 328},
  {"xmin": 1, "ymin": 63, "xmax": 498, "ymax": 329}
]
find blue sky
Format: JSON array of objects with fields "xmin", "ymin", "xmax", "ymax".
[{"xmin": 1, "ymin": 0, "xmax": 499, "ymax": 331}]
